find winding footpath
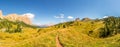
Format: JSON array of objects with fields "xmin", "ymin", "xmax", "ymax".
[{"xmin": 56, "ymin": 35, "xmax": 63, "ymax": 47}]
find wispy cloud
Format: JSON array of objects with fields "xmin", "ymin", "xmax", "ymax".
[
  {"xmin": 67, "ymin": 16, "xmax": 73, "ymax": 19},
  {"xmin": 103, "ymin": 16, "xmax": 108, "ymax": 18},
  {"xmin": 54, "ymin": 14, "xmax": 64, "ymax": 18},
  {"xmin": 54, "ymin": 14, "xmax": 65, "ymax": 22},
  {"xmin": 22, "ymin": 13, "xmax": 35, "ymax": 19}
]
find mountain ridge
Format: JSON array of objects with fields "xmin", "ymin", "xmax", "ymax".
[{"xmin": 0, "ymin": 10, "xmax": 31, "ymax": 24}]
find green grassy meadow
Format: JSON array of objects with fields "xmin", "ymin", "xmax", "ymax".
[{"xmin": 0, "ymin": 16, "xmax": 120, "ymax": 47}]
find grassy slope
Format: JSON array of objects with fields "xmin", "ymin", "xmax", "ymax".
[
  {"xmin": 0, "ymin": 21, "xmax": 120, "ymax": 47},
  {"xmin": 13, "ymin": 27, "xmax": 120, "ymax": 47}
]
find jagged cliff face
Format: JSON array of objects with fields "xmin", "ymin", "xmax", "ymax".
[
  {"xmin": 0, "ymin": 10, "xmax": 31, "ymax": 24},
  {"xmin": 0, "ymin": 10, "xmax": 3, "ymax": 18}
]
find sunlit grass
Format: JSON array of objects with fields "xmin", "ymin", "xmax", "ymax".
[{"xmin": 0, "ymin": 20, "xmax": 120, "ymax": 47}]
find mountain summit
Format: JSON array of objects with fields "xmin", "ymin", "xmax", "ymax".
[{"xmin": 0, "ymin": 10, "xmax": 31, "ymax": 24}]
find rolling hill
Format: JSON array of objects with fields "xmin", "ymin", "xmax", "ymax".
[{"xmin": 0, "ymin": 16, "xmax": 120, "ymax": 47}]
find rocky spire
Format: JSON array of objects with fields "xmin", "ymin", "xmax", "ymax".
[
  {"xmin": 0, "ymin": 10, "xmax": 3, "ymax": 19},
  {"xmin": 0, "ymin": 10, "xmax": 2, "ymax": 16}
]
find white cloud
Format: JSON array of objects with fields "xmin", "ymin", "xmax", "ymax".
[
  {"xmin": 67, "ymin": 16, "xmax": 73, "ymax": 19},
  {"xmin": 60, "ymin": 14, "xmax": 64, "ymax": 18},
  {"xmin": 103, "ymin": 16, "xmax": 108, "ymax": 18},
  {"xmin": 22, "ymin": 13, "xmax": 35, "ymax": 19},
  {"xmin": 54, "ymin": 14, "xmax": 64, "ymax": 18},
  {"xmin": 54, "ymin": 16, "xmax": 60, "ymax": 18}
]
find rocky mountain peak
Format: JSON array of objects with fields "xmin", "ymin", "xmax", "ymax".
[{"xmin": 0, "ymin": 10, "xmax": 32, "ymax": 24}]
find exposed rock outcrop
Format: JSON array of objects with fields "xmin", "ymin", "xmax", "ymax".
[
  {"xmin": 0, "ymin": 10, "xmax": 3, "ymax": 18},
  {"xmin": 0, "ymin": 10, "xmax": 31, "ymax": 24},
  {"xmin": 81, "ymin": 17, "xmax": 91, "ymax": 21},
  {"xmin": 75, "ymin": 18, "xmax": 80, "ymax": 21}
]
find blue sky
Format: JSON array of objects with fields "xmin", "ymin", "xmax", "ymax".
[{"xmin": 0, "ymin": 0, "xmax": 120, "ymax": 24}]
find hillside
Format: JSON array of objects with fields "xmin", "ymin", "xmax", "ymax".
[{"xmin": 0, "ymin": 16, "xmax": 120, "ymax": 47}]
